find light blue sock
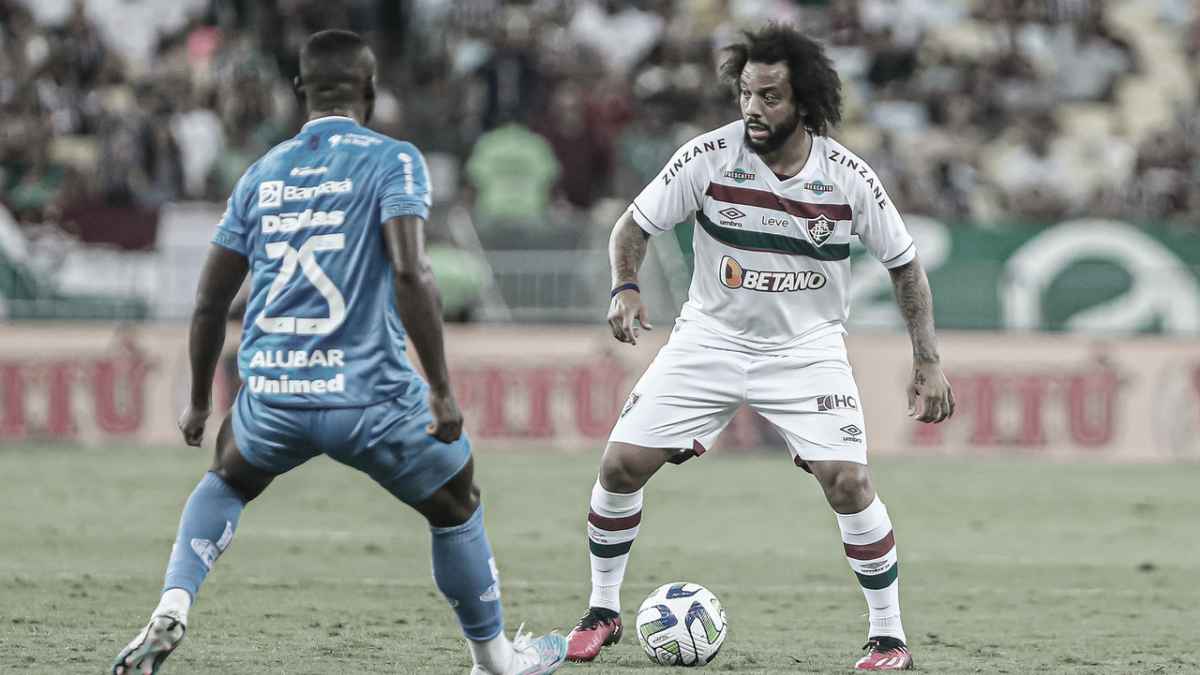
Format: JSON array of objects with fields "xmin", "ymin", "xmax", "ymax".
[
  {"xmin": 430, "ymin": 506, "xmax": 504, "ymax": 641},
  {"xmin": 162, "ymin": 472, "xmax": 245, "ymax": 600}
]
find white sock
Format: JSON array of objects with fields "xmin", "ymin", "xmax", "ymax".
[
  {"xmin": 836, "ymin": 496, "xmax": 905, "ymax": 643},
  {"xmin": 587, "ymin": 480, "xmax": 643, "ymax": 613},
  {"xmin": 468, "ymin": 631, "xmax": 513, "ymax": 674},
  {"xmin": 154, "ymin": 588, "xmax": 192, "ymax": 625}
]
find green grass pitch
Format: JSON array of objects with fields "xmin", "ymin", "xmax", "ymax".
[{"xmin": 1, "ymin": 445, "xmax": 1197, "ymax": 673}]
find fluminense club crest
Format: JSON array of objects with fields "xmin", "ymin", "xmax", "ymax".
[{"xmin": 807, "ymin": 214, "xmax": 834, "ymax": 247}]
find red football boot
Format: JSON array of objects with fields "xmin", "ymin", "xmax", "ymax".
[
  {"xmin": 855, "ymin": 636, "xmax": 913, "ymax": 670},
  {"xmin": 565, "ymin": 607, "xmax": 622, "ymax": 662}
]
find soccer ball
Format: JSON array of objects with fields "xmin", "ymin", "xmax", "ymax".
[{"xmin": 635, "ymin": 582, "xmax": 727, "ymax": 666}]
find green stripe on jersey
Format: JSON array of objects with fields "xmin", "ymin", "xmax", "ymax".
[{"xmin": 696, "ymin": 211, "xmax": 850, "ymax": 261}]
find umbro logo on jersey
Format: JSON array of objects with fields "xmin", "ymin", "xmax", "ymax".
[
  {"xmin": 718, "ymin": 207, "xmax": 746, "ymax": 220},
  {"xmin": 807, "ymin": 214, "xmax": 834, "ymax": 247},
  {"xmin": 720, "ymin": 255, "xmax": 827, "ymax": 293}
]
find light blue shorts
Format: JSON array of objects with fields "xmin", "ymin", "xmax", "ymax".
[{"xmin": 232, "ymin": 378, "xmax": 471, "ymax": 505}]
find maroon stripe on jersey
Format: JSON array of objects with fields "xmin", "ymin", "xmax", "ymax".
[
  {"xmin": 588, "ymin": 510, "xmax": 642, "ymax": 531},
  {"xmin": 706, "ymin": 182, "xmax": 852, "ymax": 221},
  {"xmin": 844, "ymin": 530, "xmax": 895, "ymax": 560}
]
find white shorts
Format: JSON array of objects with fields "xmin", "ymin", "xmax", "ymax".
[{"xmin": 609, "ymin": 323, "xmax": 869, "ymax": 464}]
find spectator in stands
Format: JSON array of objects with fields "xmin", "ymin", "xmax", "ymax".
[{"xmin": 464, "ymin": 119, "xmax": 561, "ymax": 247}]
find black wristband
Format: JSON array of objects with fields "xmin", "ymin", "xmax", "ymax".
[{"xmin": 611, "ymin": 282, "xmax": 640, "ymax": 298}]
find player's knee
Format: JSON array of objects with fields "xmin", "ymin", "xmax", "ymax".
[
  {"xmin": 599, "ymin": 448, "xmax": 646, "ymax": 493},
  {"xmin": 825, "ymin": 467, "xmax": 874, "ymax": 512},
  {"xmin": 421, "ymin": 481, "xmax": 480, "ymax": 528},
  {"xmin": 211, "ymin": 466, "xmax": 264, "ymax": 503}
]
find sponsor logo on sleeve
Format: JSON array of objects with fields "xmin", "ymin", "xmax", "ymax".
[
  {"xmin": 719, "ymin": 255, "xmax": 827, "ymax": 293},
  {"xmin": 659, "ymin": 137, "xmax": 729, "ymax": 186},
  {"xmin": 827, "ymin": 149, "xmax": 888, "ymax": 210}
]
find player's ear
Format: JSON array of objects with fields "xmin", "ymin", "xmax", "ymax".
[
  {"xmin": 363, "ymin": 76, "xmax": 376, "ymax": 125},
  {"xmin": 293, "ymin": 75, "xmax": 306, "ymax": 104}
]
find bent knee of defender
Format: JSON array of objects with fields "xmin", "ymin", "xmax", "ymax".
[
  {"xmin": 420, "ymin": 481, "xmax": 481, "ymax": 528},
  {"xmin": 598, "ymin": 443, "xmax": 657, "ymax": 493},
  {"xmin": 824, "ymin": 465, "xmax": 875, "ymax": 513}
]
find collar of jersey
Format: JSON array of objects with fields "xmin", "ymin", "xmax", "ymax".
[{"xmin": 301, "ymin": 115, "xmax": 360, "ymax": 131}]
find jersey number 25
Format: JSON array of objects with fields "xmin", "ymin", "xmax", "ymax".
[{"xmin": 255, "ymin": 233, "xmax": 346, "ymax": 335}]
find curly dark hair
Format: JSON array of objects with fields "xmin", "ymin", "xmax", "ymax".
[{"xmin": 718, "ymin": 23, "xmax": 843, "ymax": 136}]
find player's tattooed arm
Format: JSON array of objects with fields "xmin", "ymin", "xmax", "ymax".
[
  {"xmin": 608, "ymin": 211, "xmax": 653, "ymax": 345},
  {"xmin": 181, "ymin": 245, "xmax": 249, "ymax": 445},
  {"xmin": 888, "ymin": 256, "xmax": 955, "ymax": 423},
  {"xmin": 610, "ymin": 211, "xmax": 651, "ymax": 285},
  {"xmin": 383, "ymin": 215, "xmax": 463, "ymax": 442}
]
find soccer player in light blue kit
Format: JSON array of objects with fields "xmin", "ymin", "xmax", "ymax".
[{"xmin": 112, "ymin": 30, "xmax": 566, "ymax": 675}]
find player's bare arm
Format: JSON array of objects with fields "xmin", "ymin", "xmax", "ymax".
[
  {"xmin": 182, "ymin": 244, "xmax": 249, "ymax": 446},
  {"xmin": 607, "ymin": 210, "xmax": 653, "ymax": 345},
  {"xmin": 888, "ymin": 255, "xmax": 954, "ymax": 424},
  {"xmin": 382, "ymin": 214, "xmax": 463, "ymax": 443}
]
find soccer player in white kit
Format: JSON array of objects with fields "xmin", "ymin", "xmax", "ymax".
[{"xmin": 564, "ymin": 24, "xmax": 954, "ymax": 671}]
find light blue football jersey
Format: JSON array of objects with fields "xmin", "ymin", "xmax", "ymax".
[{"xmin": 213, "ymin": 116, "xmax": 431, "ymax": 408}]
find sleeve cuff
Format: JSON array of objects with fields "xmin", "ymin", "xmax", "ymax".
[
  {"xmin": 212, "ymin": 229, "xmax": 248, "ymax": 256},
  {"xmin": 381, "ymin": 201, "xmax": 430, "ymax": 221},
  {"xmin": 629, "ymin": 201, "xmax": 667, "ymax": 236},
  {"xmin": 880, "ymin": 240, "xmax": 916, "ymax": 269}
]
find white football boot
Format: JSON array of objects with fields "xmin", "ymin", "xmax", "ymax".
[
  {"xmin": 111, "ymin": 612, "xmax": 186, "ymax": 675},
  {"xmin": 470, "ymin": 627, "xmax": 568, "ymax": 675}
]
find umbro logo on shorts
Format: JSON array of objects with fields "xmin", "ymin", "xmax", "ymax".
[{"xmin": 840, "ymin": 424, "xmax": 863, "ymax": 442}]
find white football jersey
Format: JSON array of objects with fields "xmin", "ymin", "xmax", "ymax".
[{"xmin": 630, "ymin": 120, "xmax": 916, "ymax": 352}]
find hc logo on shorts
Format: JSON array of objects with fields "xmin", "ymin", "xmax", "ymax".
[{"xmin": 817, "ymin": 394, "xmax": 858, "ymax": 412}]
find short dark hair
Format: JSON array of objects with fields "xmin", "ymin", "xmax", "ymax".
[
  {"xmin": 299, "ymin": 29, "xmax": 376, "ymax": 111},
  {"xmin": 718, "ymin": 23, "xmax": 843, "ymax": 136}
]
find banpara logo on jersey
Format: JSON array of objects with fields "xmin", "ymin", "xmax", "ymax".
[{"xmin": 258, "ymin": 179, "xmax": 354, "ymax": 208}]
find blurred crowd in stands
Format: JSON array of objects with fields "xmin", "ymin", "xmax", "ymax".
[{"xmin": 2, "ymin": 0, "xmax": 1200, "ymax": 256}]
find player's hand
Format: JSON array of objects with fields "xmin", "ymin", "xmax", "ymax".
[
  {"xmin": 907, "ymin": 361, "xmax": 954, "ymax": 423},
  {"xmin": 427, "ymin": 389, "xmax": 464, "ymax": 443},
  {"xmin": 607, "ymin": 289, "xmax": 652, "ymax": 345},
  {"xmin": 178, "ymin": 405, "xmax": 211, "ymax": 447}
]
